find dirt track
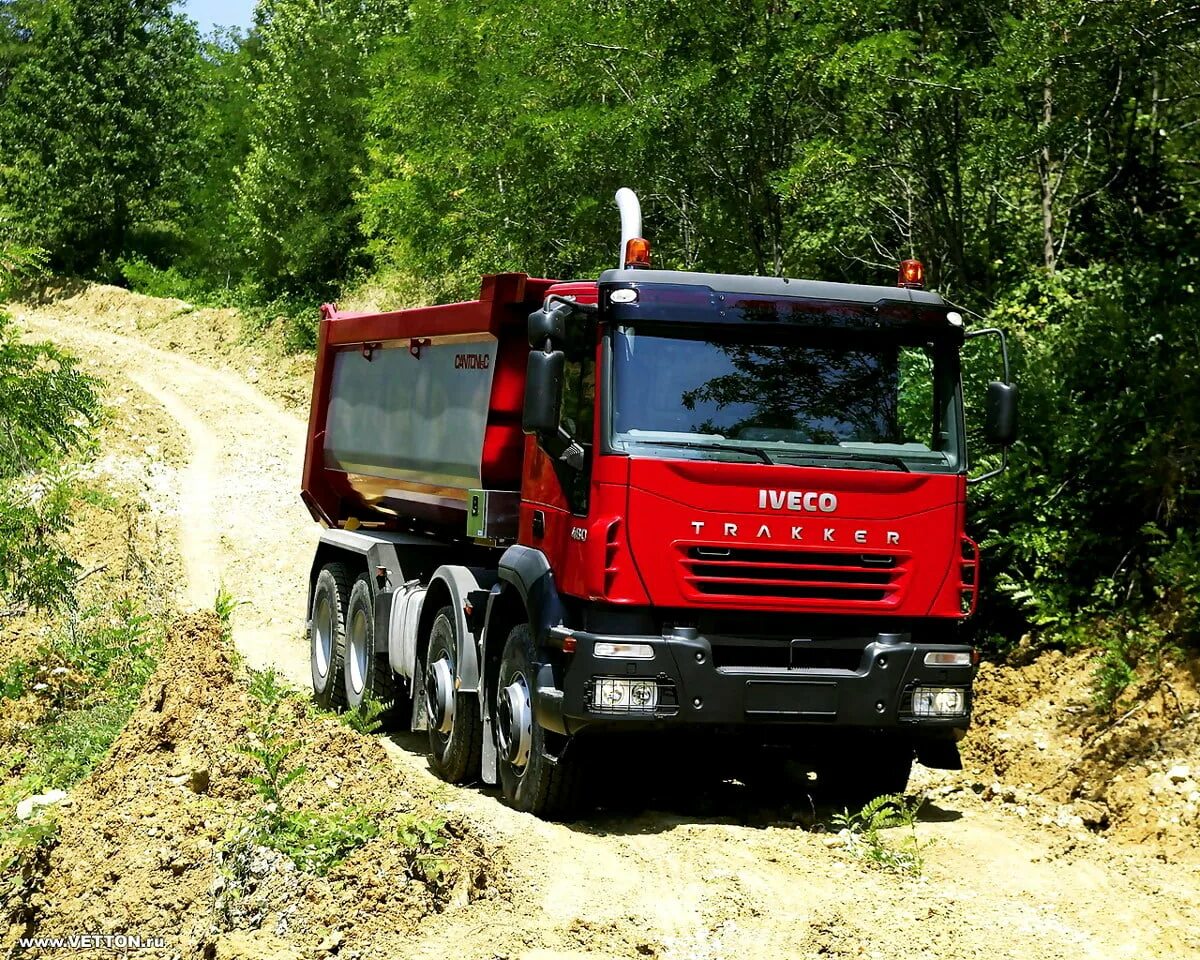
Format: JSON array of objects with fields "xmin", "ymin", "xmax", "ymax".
[{"xmin": 17, "ymin": 288, "xmax": 1200, "ymax": 960}]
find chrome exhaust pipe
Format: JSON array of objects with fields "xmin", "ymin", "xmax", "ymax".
[{"xmin": 615, "ymin": 187, "xmax": 642, "ymax": 269}]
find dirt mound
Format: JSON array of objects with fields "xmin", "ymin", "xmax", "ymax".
[
  {"xmin": 17, "ymin": 285, "xmax": 314, "ymax": 414},
  {"xmin": 962, "ymin": 648, "xmax": 1200, "ymax": 858},
  {"xmin": 7, "ymin": 613, "xmax": 499, "ymax": 959}
]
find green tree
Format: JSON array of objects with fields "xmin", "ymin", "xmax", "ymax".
[
  {"xmin": 0, "ymin": 239, "xmax": 100, "ymax": 611},
  {"xmin": 0, "ymin": 0, "xmax": 199, "ymax": 273},
  {"xmin": 233, "ymin": 0, "xmax": 404, "ymax": 298}
]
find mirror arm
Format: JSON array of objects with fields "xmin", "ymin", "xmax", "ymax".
[
  {"xmin": 545, "ymin": 294, "xmax": 599, "ymax": 317},
  {"xmin": 965, "ymin": 326, "xmax": 1011, "ymax": 382},
  {"xmin": 542, "ymin": 424, "xmax": 584, "ymax": 471},
  {"xmin": 967, "ymin": 446, "xmax": 1007, "ymax": 484}
]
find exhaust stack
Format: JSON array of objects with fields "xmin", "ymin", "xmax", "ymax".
[{"xmin": 615, "ymin": 188, "xmax": 649, "ymax": 269}]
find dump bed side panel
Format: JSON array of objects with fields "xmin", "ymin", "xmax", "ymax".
[{"xmin": 301, "ymin": 272, "xmax": 557, "ymax": 532}]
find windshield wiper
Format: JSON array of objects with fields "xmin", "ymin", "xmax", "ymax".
[
  {"xmin": 632, "ymin": 438, "xmax": 775, "ymax": 465},
  {"xmin": 775, "ymin": 451, "xmax": 911, "ymax": 472}
]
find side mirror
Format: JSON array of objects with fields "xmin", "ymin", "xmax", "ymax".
[
  {"xmin": 528, "ymin": 302, "xmax": 568, "ymax": 349},
  {"xmin": 984, "ymin": 381, "xmax": 1018, "ymax": 446},
  {"xmin": 523, "ymin": 349, "xmax": 565, "ymax": 435}
]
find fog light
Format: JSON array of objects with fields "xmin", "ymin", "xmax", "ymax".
[
  {"xmin": 590, "ymin": 677, "xmax": 658, "ymax": 714},
  {"xmin": 912, "ymin": 686, "xmax": 966, "ymax": 717},
  {"xmin": 594, "ymin": 641, "xmax": 654, "ymax": 660},
  {"xmin": 924, "ymin": 651, "xmax": 972, "ymax": 666}
]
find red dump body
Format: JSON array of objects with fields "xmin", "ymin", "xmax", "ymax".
[{"xmin": 301, "ymin": 273, "xmax": 555, "ymax": 530}]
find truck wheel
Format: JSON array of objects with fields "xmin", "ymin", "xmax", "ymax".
[
  {"xmin": 424, "ymin": 606, "xmax": 482, "ymax": 783},
  {"xmin": 343, "ymin": 575, "xmax": 401, "ymax": 723},
  {"xmin": 310, "ymin": 562, "xmax": 352, "ymax": 710},
  {"xmin": 496, "ymin": 623, "xmax": 581, "ymax": 819}
]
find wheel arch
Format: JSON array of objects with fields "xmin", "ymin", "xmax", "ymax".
[
  {"xmin": 416, "ymin": 565, "xmax": 496, "ymax": 696},
  {"xmin": 480, "ymin": 545, "xmax": 568, "ymax": 748}
]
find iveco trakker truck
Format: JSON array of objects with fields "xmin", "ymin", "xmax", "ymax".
[{"xmin": 301, "ymin": 189, "xmax": 1017, "ymax": 817}]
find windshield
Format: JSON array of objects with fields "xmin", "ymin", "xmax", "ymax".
[{"xmin": 609, "ymin": 326, "xmax": 962, "ymax": 472}]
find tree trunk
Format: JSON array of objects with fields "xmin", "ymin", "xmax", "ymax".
[{"xmin": 1038, "ymin": 78, "xmax": 1057, "ymax": 274}]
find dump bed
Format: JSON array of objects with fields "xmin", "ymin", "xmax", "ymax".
[{"xmin": 302, "ymin": 273, "xmax": 556, "ymax": 532}]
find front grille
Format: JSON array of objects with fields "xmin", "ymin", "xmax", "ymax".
[{"xmin": 680, "ymin": 545, "xmax": 908, "ymax": 606}]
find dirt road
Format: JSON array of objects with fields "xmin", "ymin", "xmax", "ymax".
[
  {"xmin": 18, "ymin": 289, "xmax": 1200, "ymax": 960},
  {"xmin": 21, "ymin": 297, "xmax": 314, "ymax": 688}
]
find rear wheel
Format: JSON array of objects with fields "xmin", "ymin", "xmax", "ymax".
[
  {"xmin": 310, "ymin": 563, "xmax": 352, "ymax": 710},
  {"xmin": 343, "ymin": 575, "xmax": 404, "ymax": 723},
  {"xmin": 496, "ymin": 623, "xmax": 582, "ymax": 819},
  {"xmin": 424, "ymin": 606, "xmax": 482, "ymax": 783}
]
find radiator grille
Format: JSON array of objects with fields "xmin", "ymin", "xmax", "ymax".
[{"xmin": 680, "ymin": 544, "xmax": 908, "ymax": 606}]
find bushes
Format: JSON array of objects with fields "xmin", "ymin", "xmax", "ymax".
[
  {"xmin": 0, "ymin": 309, "xmax": 101, "ymax": 614},
  {"xmin": 1, "ymin": 598, "xmax": 160, "ymax": 798},
  {"xmin": 970, "ymin": 262, "xmax": 1200, "ymax": 701}
]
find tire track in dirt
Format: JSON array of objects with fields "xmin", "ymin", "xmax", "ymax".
[
  {"xmin": 124, "ymin": 370, "xmax": 221, "ymax": 609},
  {"xmin": 18, "ymin": 290, "xmax": 1200, "ymax": 960}
]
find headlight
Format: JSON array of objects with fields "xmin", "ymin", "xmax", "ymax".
[
  {"xmin": 589, "ymin": 677, "xmax": 658, "ymax": 714},
  {"xmin": 911, "ymin": 686, "xmax": 966, "ymax": 717}
]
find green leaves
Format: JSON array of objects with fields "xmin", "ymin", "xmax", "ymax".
[
  {"xmin": 830, "ymin": 793, "xmax": 925, "ymax": 876},
  {"xmin": 0, "ymin": 0, "xmax": 200, "ymax": 274},
  {"xmin": 0, "ymin": 306, "xmax": 100, "ymax": 612}
]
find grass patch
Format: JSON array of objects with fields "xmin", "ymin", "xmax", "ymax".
[{"xmin": 1, "ymin": 599, "xmax": 160, "ymax": 803}]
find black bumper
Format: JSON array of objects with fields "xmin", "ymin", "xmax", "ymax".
[{"xmin": 534, "ymin": 629, "xmax": 974, "ymax": 736}]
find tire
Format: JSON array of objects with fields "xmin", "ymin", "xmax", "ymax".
[
  {"xmin": 310, "ymin": 562, "xmax": 352, "ymax": 710},
  {"xmin": 343, "ymin": 575, "xmax": 405, "ymax": 724},
  {"xmin": 496, "ymin": 623, "xmax": 582, "ymax": 819},
  {"xmin": 424, "ymin": 606, "xmax": 482, "ymax": 784},
  {"xmin": 820, "ymin": 736, "xmax": 913, "ymax": 807}
]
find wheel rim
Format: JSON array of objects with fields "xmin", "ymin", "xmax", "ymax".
[
  {"xmin": 425, "ymin": 654, "xmax": 456, "ymax": 736},
  {"xmin": 497, "ymin": 671, "xmax": 532, "ymax": 770},
  {"xmin": 313, "ymin": 594, "xmax": 333, "ymax": 681},
  {"xmin": 347, "ymin": 606, "xmax": 368, "ymax": 696}
]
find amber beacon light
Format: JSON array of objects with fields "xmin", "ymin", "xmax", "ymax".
[
  {"xmin": 624, "ymin": 237, "xmax": 652, "ymax": 269},
  {"xmin": 898, "ymin": 258, "xmax": 925, "ymax": 289}
]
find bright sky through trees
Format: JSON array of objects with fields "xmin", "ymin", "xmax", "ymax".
[{"xmin": 182, "ymin": 0, "xmax": 254, "ymax": 33}]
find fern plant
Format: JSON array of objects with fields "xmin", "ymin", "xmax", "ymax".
[
  {"xmin": 831, "ymin": 794, "xmax": 926, "ymax": 876},
  {"xmin": 342, "ymin": 695, "xmax": 387, "ymax": 735},
  {"xmin": 213, "ymin": 584, "xmax": 247, "ymax": 638},
  {"xmin": 234, "ymin": 668, "xmax": 380, "ymax": 875}
]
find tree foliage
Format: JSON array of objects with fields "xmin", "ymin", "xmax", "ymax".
[
  {"xmin": 0, "ymin": 0, "xmax": 1199, "ymax": 665},
  {"xmin": 0, "ymin": 296, "xmax": 100, "ymax": 611},
  {"xmin": 0, "ymin": 0, "xmax": 199, "ymax": 273}
]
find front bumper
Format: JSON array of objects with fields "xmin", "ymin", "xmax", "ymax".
[{"xmin": 535, "ymin": 629, "xmax": 975, "ymax": 735}]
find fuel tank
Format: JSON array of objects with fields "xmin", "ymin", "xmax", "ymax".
[{"xmin": 301, "ymin": 273, "xmax": 556, "ymax": 532}]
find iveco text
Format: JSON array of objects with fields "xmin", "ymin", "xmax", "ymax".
[{"xmin": 758, "ymin": 490, "xmax": 838, "ymax": 512}]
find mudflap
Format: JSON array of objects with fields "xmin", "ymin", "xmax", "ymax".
[{"xmin": 915, "ymin": 738, "xmax": 963, "ymax": 771}]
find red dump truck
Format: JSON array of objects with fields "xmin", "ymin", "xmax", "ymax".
[{"xmin": 301, "ymin": 189, "xmax": 1017, "ymax": 817}]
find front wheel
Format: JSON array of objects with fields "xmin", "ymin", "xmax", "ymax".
[
  {"xmin": 424, "ymin": 607, "xmax": 482, "ymax": 783},
  {"xmin": 496, "ymin": 623, "xmax": 582, "ymax": 819}
]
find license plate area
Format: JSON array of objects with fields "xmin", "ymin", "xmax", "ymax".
[{"xmin": 744, "ymin": 680, "xmax": 839, "ymax": 718}]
